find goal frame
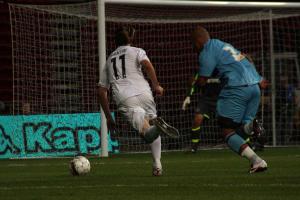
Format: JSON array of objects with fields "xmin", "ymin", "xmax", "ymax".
[{"xmin": 98, "ymin": 1, "xmax": 300, "ymax": 155}]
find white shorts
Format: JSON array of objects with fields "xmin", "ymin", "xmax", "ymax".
[{"xmin": 118, "ymin": 92, "xmax": 157, "ymax": 132}]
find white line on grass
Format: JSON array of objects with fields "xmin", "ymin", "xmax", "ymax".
[
  {"xmin": 3, "ymin": 159, "xmax": 235, "ymax": 168},
  {"xmin": 2, "ymin": 154, "xmax": 299, "ymax": 168},
  {"xmin": 0, "ymin": 184, "xmax": 170, "ymax": 190},
  {"xmin": 4, "ymin": 161, "xmax": 151, "ymax": 167},
  {"xmin": 0, "ymin": 183, "xmax": 299, "ymax": 191}
]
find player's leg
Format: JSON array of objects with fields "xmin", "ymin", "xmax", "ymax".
[
  {"xmin": 118, "ymin": 94, "xmax": 159, "ymax": 142},
  {"xmin": 238, "ymin": 118, "xmax": 265, "ymax": 141},
  {"xmin": 238, "ymin": 85, "xmax": 264, "ymax": 138},
  {"xmin": 140, "ymin": 92, "xmax": 180, "ymax": 174},
  {"xmin": 241, "ymin": 84, "xmax": 267, "ymax": 172},
  {"xmin": 136, "ymin": 93, "xmax": 164, "ymax": 176},
  {"xmin": 139, "ymin": 117, "xmax": 162, "ymax": 175},
  {"xmin": 191, "ymin": 114, "xmax": 204, "ymax": 152},
  {"xmin": 130, "ymin": 110, "xmax": 163, "ymax": 176},
  {"xmin": 118, "ymin": 95, "xmax": 162, "ymax": 176},
  {"xmin": 220, "ymin": 118, "xmax": 266, "ymax": 173},
  {"xmin": 235, "ymin": 85, "xmax": 265, "ymax": 151},
  {"xmin": 217, "ymin": 86, "xmax": 266, "ymax": 173},
  {"xmin": 217, "ymin": 88, "xmax": 248, "ymax": 155},
  {"xmin": 191, "ymin": 99, "xmax": 211, "ymax": 152}
]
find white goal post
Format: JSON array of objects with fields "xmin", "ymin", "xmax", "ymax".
[{"xmin": 98, "ymin": 0, "xmax": 108, "ymax": 157}]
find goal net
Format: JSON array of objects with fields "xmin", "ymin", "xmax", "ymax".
[{"xmin": 8, "ymin": 1, "xmax": 300, "ymax": 156}]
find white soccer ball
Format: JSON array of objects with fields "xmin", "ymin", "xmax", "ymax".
[{"xmin": 69, "ymin": 156, "xmax": 91, "ymax": 176}]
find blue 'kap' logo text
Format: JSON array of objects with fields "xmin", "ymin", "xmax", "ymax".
[{"xmin": 0, "ymin": 113, "xmax": 119, "ymax": 159}]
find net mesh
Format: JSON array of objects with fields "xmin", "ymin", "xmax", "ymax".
[
  {"xmin": 10, "ymin": 4, "xmax": 99, "ymax": 114},
  {"xmin": 272, "ymin": 16, "xmax": 300, "ymax": 145},
  {"xmin": 8, "ymin": 2, "xmax": 300, "ymax": 154}
]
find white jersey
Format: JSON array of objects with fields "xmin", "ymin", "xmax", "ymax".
[{"xmin": 99, "ymin": 45, "xmax": 152, "ymax": 105}]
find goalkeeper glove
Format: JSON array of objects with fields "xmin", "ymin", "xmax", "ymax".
[{"xmin": 182, "ymin": 96, "xmax": 191, "ymax": 110}]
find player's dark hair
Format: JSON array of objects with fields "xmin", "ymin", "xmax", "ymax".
[{"xmin": 115, "ymin": 26, "xmax": 135, "ymax": 47}]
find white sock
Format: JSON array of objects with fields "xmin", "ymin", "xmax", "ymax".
[
  {"xmin": 150, "ymin": 136, "xmax": 162, "ymax": 169},
  {"xmin": 241, "ymin": 146, "xmax": 262, "ymax": 164}
]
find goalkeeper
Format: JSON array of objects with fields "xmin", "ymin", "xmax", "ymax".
[
  {"xmin": 183, "ymin": 60, "xmax": 267, "ymax": 153},
  {"xmin": 182, "ymin": 71, "xmax": 222, "ymax": 152},
  {"xmin": 190, "ymin": 26, "xmax": 268, "ymax": 173}
]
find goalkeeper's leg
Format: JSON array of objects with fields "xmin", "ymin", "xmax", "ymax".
[
  {"xmin": 237, "ymin": 94, "xmax": 266, "ymax": 151},
  {"xmin": 217, "ymin": 85, "xmax": 267, "ymax": 173},
  {"xmin": 237, "ymin": 119, "xmax": 266, "ymax": 152}
]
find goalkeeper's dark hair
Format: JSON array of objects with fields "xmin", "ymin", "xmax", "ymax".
[{"xmin": 115, "ymin": 26, "xmax": 135, "ymax": 47}]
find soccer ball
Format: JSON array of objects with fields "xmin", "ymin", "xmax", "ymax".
[{"xmin": 69, "ymin": 156, "xmax": 91, "ymax": 176}]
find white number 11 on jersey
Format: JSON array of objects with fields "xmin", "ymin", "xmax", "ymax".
[{"xmin": 111, "ymin": 54, "xmax": 126, "ymax": 80}]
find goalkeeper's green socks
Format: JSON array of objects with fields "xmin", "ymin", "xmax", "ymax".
[{"xmin": 191, "ymin": 126, "xmax": 201, "ymax": 152}]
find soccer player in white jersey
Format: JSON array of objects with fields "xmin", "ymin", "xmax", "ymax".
[{"xmin": 98, "ymin": 27, "xmax": 179, "ymax": 176}]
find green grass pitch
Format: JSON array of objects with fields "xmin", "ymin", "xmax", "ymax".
[{"xmin": 0, "ymin": 148, "xmax": 299, "ymax": 200}]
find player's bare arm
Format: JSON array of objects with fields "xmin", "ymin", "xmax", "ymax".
[
  {"xmin": 98, "ymin": 86, "xmax": 116, "ymax": 132},
  {"xmin": 141, "ymin": 59, "xmax": 164, "ymax": 96}
]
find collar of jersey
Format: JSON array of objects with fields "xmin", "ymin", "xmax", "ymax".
[{"xmin": 118, "ymin": 44, "xmax": 131, "ymax": 48}]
